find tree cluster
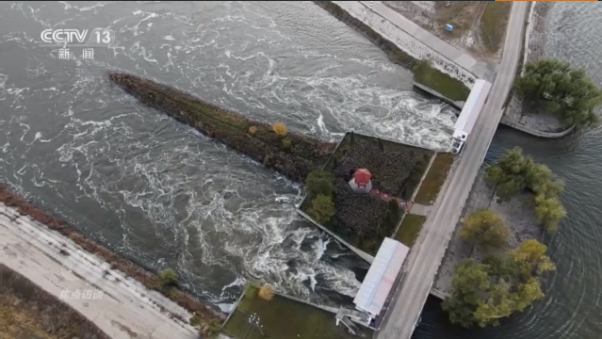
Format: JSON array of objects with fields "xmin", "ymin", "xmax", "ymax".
[
  {"xmin": 305, "ymin": 170, "xmax": 337, "ymax": 224},
  {"xmin": 460, "ymin": 208, "xmax": 509, "ymax": 249},
  {"xmin": 486, "ymin": 147, "xmax": 566, "ymax": 232},
  {"xmin": 443, "ymin": 239, "xmax": 555, "ymax": 328},
  {"xmin": 515, "ymin": 58, "xmax": 602, "ymax": 127}
]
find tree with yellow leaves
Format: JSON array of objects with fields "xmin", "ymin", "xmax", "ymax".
[
  {"xmin": 272, "ymin": 122, "xmax": 287, "ymax": 137},
  {"xmin": 460, "ymin": 208, "xmax": 509, "ymax": 249},
  {"xmin": 443, "ymin": 239, "xmax": 554, "ymax": 328},
  {"xmin": 258, "ymin": 284, "xmax": 274, "ymax": 301},
  {"xmin": 510, "ymin": 239, "xmax": 556, "ymax": 274}
]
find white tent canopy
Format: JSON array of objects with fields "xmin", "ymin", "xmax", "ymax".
[{"xmin": 353, "ymin": 237, "xmax": 409, "ymax": 319}]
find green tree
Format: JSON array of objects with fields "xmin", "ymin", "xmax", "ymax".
[
  {"xmin": 308, "ymin": 194, "xmax": 336, "ymax": 224},
  {"xmin": 281, "ymin": 137, "xmax": 292, "ymax": 149},
  {"xmin": 460, "ymin": 209, "xmax": 509, "ymax": 249},
  {"xmin": 510, "ymin": 239, "xmax": 556, "ymax": 274},
  {"xmin": 515, "ymin": 58, "xmax": 602, "ymax": 127},
  {"xmin": 442, "ymin": 259, "xmax": 491, "ymax": 328},
  {"xmin": 443, "ymin": 252, "xmax": 548, "ymax": 328},
  {"xmin": 305, "ymin": 170, "xmax": 335, "ymax": 198},
  {"xmin": 486, "ymin": 148, "xmax": 567, "ymax": 232},
  {"xmin": 486, "ymin": 147, "xmax": 534, "ymax": 200},
  {"xmin": 158, "ymin": 268, "xmax": 178, "ymax": 287},
  {"xmin": 527, "ymin": 163, "xmax": 564, "ymax": 197},
  {"xmin": 534, "ymin": 194, "xmax": 567, "ymax": 233}
]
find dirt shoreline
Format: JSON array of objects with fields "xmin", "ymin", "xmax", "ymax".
[
  {"xmin": 0, "ymin": 264, "xmax": 111, "ymax": 339},
  {"xmin": 0, "ymin": 185, "xmax": 225, "ymax": 333}
]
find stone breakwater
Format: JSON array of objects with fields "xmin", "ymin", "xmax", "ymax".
[
  {"xmin": 109, "ymin": 71, "xmax": 336, "ymax": 183},
  {"xmin": 325, "ymin": 1, "xmax": 476, "ymax": 87}
]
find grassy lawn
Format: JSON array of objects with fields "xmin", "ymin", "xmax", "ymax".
[
  {"xmin": 395, "ymin": 214, "xmax": 426, "ymax": 247},
  {"xmin": 413, "ymin": 61, "xmax": 471, "ymax": 102},
  {"xmin": 0, "ymin": 265, "xmax": 109, "ymax": 339},
  {"xmin": 223, "ymin": 283, "xmax": 372, "ymax": 339},
  {"xmin": 480, "ymin": 2, "xmax": 512, "ymax": 53},
  {"xmin": 414, "ymin": 153, "xmax": 455, "ymax": 205}
]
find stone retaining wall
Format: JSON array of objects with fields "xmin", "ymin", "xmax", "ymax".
[{"xmin": 503, "ymin": 1, "xmax": 573, "ymax": 139}]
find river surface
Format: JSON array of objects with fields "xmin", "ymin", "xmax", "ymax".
[
  {"xmin": 0, "ymin": 1, "xmax": 455, "ymax": 311},
  {"xmin": 1, "ymin": 1, "xmax": 600, "ymax": 338}
]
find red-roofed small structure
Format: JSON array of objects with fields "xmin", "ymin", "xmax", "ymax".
[
  {"xmin": 354, "ymin": 168, "xmax": 372, "ymax": 187},
  {"xmin": 349, "ymin": 168, "xmax": 373, "ymax": 193}
]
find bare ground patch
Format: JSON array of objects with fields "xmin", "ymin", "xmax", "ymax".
[
  {"xmin": 0, "ymin": 264, "xmax": 111, "ymax": 339},
  {"xmin": 383, "ymin": 1, "xmax": 507, "ymax": 61}
]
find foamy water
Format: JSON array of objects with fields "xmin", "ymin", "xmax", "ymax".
[{"xmin": 0, "ymin": 1, "xmax": 455, "ymax": 308}]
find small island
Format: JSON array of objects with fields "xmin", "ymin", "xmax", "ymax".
[
  {"xmin": 505, "ymin": 58, "xmax": 602, "ymax": 135},
  {"xmin": 439, "ymin": 147, "xmax": 566, "ymax": 327}
]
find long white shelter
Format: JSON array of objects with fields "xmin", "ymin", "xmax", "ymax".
[
  {"xmin": 451, "ymin": 79, "xmax": 492, "ymax": 153},
  {"xmin": 353, "ymin": 237, "xmax": 410, "ymax": 322}
]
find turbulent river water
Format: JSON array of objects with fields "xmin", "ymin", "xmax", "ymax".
[
  {"xmin": 0, "ymin": 1, "xmax": 455, "ymax": 311},
  {"xmin": 0, "ymin": 1, "xmax": 600, "ymax": 338}
]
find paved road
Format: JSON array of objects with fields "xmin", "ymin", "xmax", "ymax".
[
  {"xmin": 376, "ymin": 2, "xmax": 529, "ymax": 339},
  {"xmin": 0, "ymin": 203, "xmax": 198, "ymax": 339},
  {"xmin": 358, "ymin": 1, "xmax": 489, "ymax": 79}
]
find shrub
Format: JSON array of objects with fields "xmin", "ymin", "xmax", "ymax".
[
  {"xmin": 190, "ymin": 314, "xmax": 201, "ymax": 326},
  {"xmin": 272, "ymin": 122, "xmax": 287, "ymax": 137},
  {"xmin": 305, "ymin": 170, "xmax": 335, "ymax": 197},
  {"xmin": 158, "ymin": 268, "xmax": 178, "ymax": 287},
  {"xmin": 309, "ymin": 194, "xmax": 336, "ymax": 224},
  {"xmin": 386, "ymin": 199, "xmax": 401, "ymax": 225},
  {"xmin": 258, "ymin": 284, "xmax": 275, "ymax": 301},
  {"xmin": 248, "ymin": 125, "xmax": 257, "ymax": 134},
  {"xmin": 282, "ymin": 137, "xmax": 292, "ymax": 149},
  {"xmin": 200, "ymin": 318, "xmax": 222, "ymax": 338}
]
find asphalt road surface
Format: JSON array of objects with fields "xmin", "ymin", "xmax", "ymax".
[{"xmin": 376, "ymin": 2, "xmax": 530, "ymax": 339}]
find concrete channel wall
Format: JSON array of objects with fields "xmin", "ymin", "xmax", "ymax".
[
  {"xmin": 329, "ymin": 1, "xmax": 478, "ymax": 87},
  {"xmin": 296, "ymin": 208, "xmax": 375, "ymax": 263}
]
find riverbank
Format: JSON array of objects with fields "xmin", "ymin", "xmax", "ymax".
[
  {"xmin": 313, "ymin": 1, "xmax": 472, "ymax": 101},
  {"xmin": 0, "ymin": 264, "xmax": 111, "ymax": 339},
  {"xmin": 501, "ymin": 1, "xmax": 573, "ymax": 137},
  {"xmin": 432, "ymin": 167, "xmax": 543, "ymax": 298},
  {"xmin": 0, "ymin": 186, "xmax": 225, "ymax": 337}
]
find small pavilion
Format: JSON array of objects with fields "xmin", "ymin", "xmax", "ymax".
[{"xmin": 349, "ymin": 168, "xmax": 372, "ymax": 193}]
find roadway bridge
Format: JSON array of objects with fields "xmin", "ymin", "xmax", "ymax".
[{"xmin": 375, "ymin": 2, "xmax": 530, "ymax": 339}]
